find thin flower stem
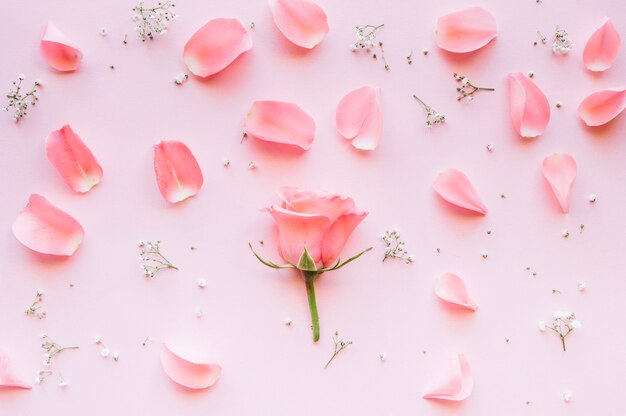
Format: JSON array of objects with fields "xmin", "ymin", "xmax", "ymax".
[
  {"xmin": 413, "ymin": 95, "xmax": 428, "ymax": 108},
  {"xmin": 324, "ymin": 332, "xmax": 352, "ymax": 369}
]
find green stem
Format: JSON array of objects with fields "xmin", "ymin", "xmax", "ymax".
[{"xmin": 304, "ymin": 271, "xmax": 320, "ymax": 342}]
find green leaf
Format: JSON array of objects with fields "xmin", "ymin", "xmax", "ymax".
[{"xmin": 297, "ymin": 245, "xmax": 318, "ymax": 272}]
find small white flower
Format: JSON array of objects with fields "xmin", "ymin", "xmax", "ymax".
[
  {"xmin": 94, "ymin": 335, "xmax": 102, "ymax": 344},
  {"xmin": 562, "ymin": 229, "xmax": 570, "ymax": 238},
  {"xmin": 223, "ymin": 158, "xmax": 230, "ymax": 167},
  {"xmin": 100, "ymin": 27, "xmax": 108, "ymax": 36},
  {"xmin": 100, "ymin": 347, "xmax": 110, "ymax": 358},
  {"xmin": 571, "ymin": 320, "xmax": 582, "ymax": 329},
  {"xmin": 113, "ymin": 352, "xmax": 120, "ymax": 361},
  {"xmin": 283, "ymin": 317, "xmax": 293, "ymax": 326},
  {"xmin": 197, "ymin": 278, "xmax": 207, "ymax": 288},
  {"xmin": 577, "ymin": 281, "xmax": 586, "ymax": 291},
  {"xmin": 34, "ymin": 376, "xmax": 41, "ymax": 384},
  {"xmin": 18, "ymin": 73, "xmax": 25, "ymax": 80},
  {"xmin": 588, "ymin": 194, "xmax": 597, "ymax": 203},
  {"xmin": 563, "ymin": 391, "xmax": 572, "ymax": 402},
  {"xmin": 379, "ymin": 352, "xmax": 387, "ymax": 362},
  {"xmin": 481, "ymin": 250, "xmax": 489, "ymax": 259},
  {"xmin": 553, "ymin": 311, "xmax": 565, "ymax": 319},
  {"xmin": 538, "ymin": 321, "xmax": 547, "ymax": 331},
  {"xmin": 59, "ymin": 380, "xmax": 68, "ymax": 388}
]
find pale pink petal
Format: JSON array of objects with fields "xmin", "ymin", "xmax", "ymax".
[
  {"xmin": 277, "ymin": 187, "xmax": 357, "ymax": 221},
  {"xmin": 321, "ymin": 211, "xmax": 368, "ymax": 266},
  {"xmin": 508, "ymin": 72, "xmax": 551, "ymax": 138},
  {"xmin": 153, "ymin": 140, "xmax": 204, "ymax": 203},
  {"xmin": 433, "ymin": 168, "xmax": 487, "ymax": 215},
  {"xmin": 40, "ymin": 22, "xmax": 82, "ymax": 71},
  {"xmin": 436, "ymin": 7, "xmax": 497, "ymax": 53},
  {"xmin": 336, "ymin": 86, "xmax": 382, "ymax": 150},
  {"xmin": 267, "ymin": 205, "xmax": 331, "ymax": 266},
  {"xmin": 0, "ymin": 349, "xmax": 32, "ymax": 389},
  {"xmin": 542, "ymin": 153, "xmax": 577, "ymax": 213},
  {"xmin": 578, "ymin": 87, "xmax": 626, "ymax": 126},
  {"xmin": 183, "ymin": 18, "xmax": 252, "ymax": 77},
  {"xmin": 435, "ymin": 273, "xmax": 478, "ymax": 311},
  {"xmin": 583, "ymin": 18, "xmax": 621, "ymax": 72},
  {"xmin": 423, "ymin": 354, "xmax": 473, "ymax": 401},
  {"xmin": 45, "ymin": 125, "xmax": 103, "ymax": 193},
  {"xmin": 268, "ymin": 0, "xmax": 329, "ymax": 49},
  {"xmin": 244, "ymin": 101, "xmax": 315, "ymax": 150},
  {"xmin": 160, "ymin": 343, "xmax": 221, "ymax": 389},
  {"xmin": 12, "ymin": 194, "xmax": 84, "ymax": 256}
]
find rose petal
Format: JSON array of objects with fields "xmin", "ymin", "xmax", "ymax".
[
  {"xmin": 578, "ymin": 87, "xmax": 626, "ymax": 127},
  {"xmin": 542, "ymin": 153, "xmax": 577, "ymax": 213},
  {"xmin": 160, "ymin": 343, "xmax": 221, "ymax": 389},
  {"xmin": 268, "ymin": 0, "xmax": 329, "ymax": 49},
  {"xmin": 336, "ymin": 86, "xmax": 382, "ymax": 150},
  {"xmin": 153, "ymin": 140, "xmax": 204, "ymax": 203},
  {"xmin": 436, "ymin": 7, "xmax": 497, "ymax": 53},
  {"xmin": 583, "ymin": 18, "xmax": 621, "ymax": 72},
  {"xmin": 40, "ymin": 22, "xmax": 82, "ymax": 71},
  {"xmin": 244, "ymin": 101, "xmax": 315, "ymax": 150},
  {"xmin": 0, "ymin": 349, "xmax": 32, "ymax": 389},
  {"xmin": 277, "ymin": 187, "xmax": 357, "ymax": 222},
  {"xmin": 423, "ymin": 354, "xmax": 473, "ymax": 401},
  {"xmin": 45, "ymin": 125, "xmax": 103, "ymax": 193},
  {"xmin": 183, "ymin": 18, "xmax": 252, "ymax": 77},
  {"xmin": 508, "ymin": 72, "xmax": 551, "ymax": 138},
  {"xmin": 435, "ymin": 273, "xmax": 478, "ymax": 311},
  {"xmin": 321, "ymin": 211, "xmax": 368, "ymax": 266},
  {"xmin": 12, "ymin": 194, "xmax": 84, "ymax": 256},
  {"xmin": 433, "ymin": 168, "xmax": 487, "ymax": 215}
]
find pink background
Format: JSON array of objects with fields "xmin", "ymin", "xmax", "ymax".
[{"xmin": 1, "ymin": 0, "xmax": 625, "ymax": 414}]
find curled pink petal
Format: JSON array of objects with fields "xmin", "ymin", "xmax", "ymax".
[
  {"xmin": 435, "ymin": 273, "xmax": 478, "ymax": 311},
  {"xmin": 45, "ymin": 125, "xmax": 103, "ymax": 193},
  {"xmin": 336, "ymin": 86, "xmax": 382, "ymax": 150},
  {"xmin": 153, "ymin": 140, "xmax": 204, "ymax": 203},
  {"xmin": 183, "ymin": 18, "xmax": 252, "ymax": 77},
  {"xmin": 244, "ymin": 101, "xmax": 315, "ymax": 150},
  {"xmin": 160, "ymin": 343, "xmax": 221, "ymax": 389},
  {"xmin": 436, "ymin": 7, "xmax": 497, "ymax": 53},
  {"xmin": 508, "ymin": 72, "xmax": 551, "ymax": 138},
  {"xmin": 268, "ymin": 0, "xmax": 329, "ymax": 49},
  {"xmin": 583, "ymin": 18, "xmax": 621, "ymax": 72},
  {"xmin": 578, "ymin": 87, "xmax": 626, "ymax": 126},
  {"xmin": 40, "ymin": 22, "xmax": 82, "ymax": 71},
  {"xmin": 542, "ymin": 153, "xmax": 577, "ymax": 213},
  {"xmin": 433, "ymin": 168, "xmax": 487, "ymax": 215},
  {"xmin": 0, "ymin": 349, "xmax": 32, "ymax": 389},
  {"xmin": 423, "ymin": 354, "xmax": 473, "ymax": 401},
  {"xmin": 321, "ymin": 211, "xmax": 368, "ymax": 266},
  {"xmin": 12, "ymin": 194, "xmax": 84, "ymax": 256}
]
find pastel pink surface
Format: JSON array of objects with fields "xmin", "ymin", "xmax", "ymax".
[
  {"xmin": 435, "ymin": 7, "xmax": 497, "ymax": 53},
  {"xmin": 432, "ymin": 168, "xmax": 487, "ymax": 215},
  {"xmin": 435, "ymin": 273, "xmax": 478, "ymax": 312},
  {"xmin": 40, "ymin": 21, "xmax": 82, "ymax": 71},
  {"xmin": 578, "ymin": 87, "xmax": 626, "ymax": 126},
  {"xmin": 244, "ymin": 100, "xmax": 316, "ymax": 150},
  {"xmin": 153, "ymin": 140, "xmax": 203, "ymax": 203},
  {"xmin": 583, "ymin": 18, "xmax": 621, "ymax": 72},
  {"xmin": 336, "ymin": 86, "xmax": 382, "ymax": 150},
  {"xmin": 160, "ymin": 343, "xmax": 222, "ymax": 389},
  {"xmin": 12, "ymin": 194, "xmax": 84, "ymax": 256},
  {"xmin": 45, "ymin": 125, "xmax": 103, "ymax": 193},
  {"xmin": 268, "ymin": 0, "xmax": 329, "ymax": 49},
  {"xmin": 0, "ymin": 349, "xmax": 32, "ymax": 389},
  {"xmin": 423, "ymin": 354, "xmax": 473, "ymax": 401},
  {"xmin": 508, "ymin": 72, "xmax": 551, "ymax": 138},
  {"xmin": 542, "ymin": 153, "xmax": 577, "ymax": 213}
]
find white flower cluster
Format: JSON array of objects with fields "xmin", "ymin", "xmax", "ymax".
[
  {"xmin": 138, "ymin": 240, "xmax": 178, "ymax": 277},
  {"xmin": 381, "ymin": 229, "xmax": 414, "ymax": 264},
  {"xmin": 350, "ymin": 24, "xmax": 389, "ymax": 70},
  {"xmin": 552, "ymin": 26, "xmax": 573, "ymax": 55},
  {"xmin": 538, "ymin": 311, "xmax": 581, "ymax": 351},
  {"xmin": 37, "ymin": 334, "xmax": 78, "ymax": 387},
  {"xmin": 2, "ymin": 74, "xmax": 40, "ymax": 122},
  {"xmin": 132, "ymin": 1, "xmax": 177, "ymax": 41}
]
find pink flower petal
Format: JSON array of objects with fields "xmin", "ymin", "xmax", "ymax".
[
  {"xmin": 542, "ymin": 153, "xmax": 577, "ymax": 213},
  {"xmin": 583, "ymin": 18, "xmax": 621, "ymax": 72},
  {"xmin": 12, "ymin": 194, "xmax": 84, "ymax": 256},
  {"xmin": 277, "ymin": 187, "xmax": 356, "ymax": 221},
  {"xmin": 433, "ymin": 168, "xmax": 487, "ymax": 215},
  {"xmin": 0, "ymin": 349, "xmax": 32, "ymax": 389},
  {"xmin": 336, "ymin": 86, "xmax": 382, "ymax": 150},
  {"xmin": 153, "ymin": 140, "xmax": 204, "ymax": 203},
  {"xmin": 423, "ymin": 354, "xmax": 473, "ymax": 401},
  {"xmin": 435, "ymin": 273, "xmax": 478, "ymax": 311},
  {"xmin": 508, "ymin": 72, "xmax": 551, "ymax": 138},
  {"xmin": 321, "ymin": 211, "xmax": 368, "ymax": 266},
  {"xmin": 244, "ymin": 101, "xmax": 316, "ymax": 150},
  {"xmin": 45, "ymin": 125, "xmax": 103, "ymax": 193},
  {"xmin": 268, "ymin": 0, "xmax": 329, "ymax": 49},
  {"xmin": 40, "ymin": 22, "xmax": 82, "ymax": 71},
  {"xmin": 183, "ymin": 18, "xmax": 252, "ymax": 77},
  {"xmin": 436, "ymin": 7, "xmax": 497, "ymax": 53},
  {"xmin": 160, "ymin": 343, "xmax": 221, "ymax": 389},
  {"xmin": 578, "ymin": 87, "xmax": 626, "ymax": 127}
]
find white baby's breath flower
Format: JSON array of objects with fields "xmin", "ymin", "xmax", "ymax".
[
  {"xmin": 570, "ymin": 320, "xmax": 582, "ymax": 329},
  {"xmin": 538, "ymin": 321, "xmax": 547, "ymax": 331}
]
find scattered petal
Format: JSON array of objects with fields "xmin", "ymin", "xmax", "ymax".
[
  {"xmin": 244, "ymin": 101, "xmax": 315, "ymax": 150},
  {"xmin": 40, "ymin": 22, "xmax": 83, "ymax": 71},
  {"xmin": 435, "ymin": 7, "xmax": 497, "ymax": 53},
  {"xmin": 583, "ymin": 18, "xmax": 621, "ymax": 72},
  {"xmin": 0, "ymin": 349, "xmax": 32, "ymax": 389},
  {"xmin": 542, "ymin": 153, "xmax": 577, "ymax": 213},
  {"xmin": 153, "ymin": 140, "xmax": 204, "ymax": 203},
  {"xmin": 183, "ymin": 18, "xmax": 252, "ymax": 77},
  {"xmin": 45, "ymin": 125, "xmax": 103, "ymax": 193},
  {"xmin": 336, "ymin": 86, "xmax": 382, "ymax": 150},
  {"xmin": 578, "ymin": 87, "xmax": 626, "ymax": 127},
  {"xmin": 423, "ymin": 354, "xmax": 473, "ymax": 401},
  {"xmin": 12, "ymin": 194, "xmax": 84, "ymax": 256},
  {"xmin": 160, "ymin": 343, "xmax": 221, "ymax": 389},
  {"xmin": 508, "ymin": 72, "xmax": 551, "ymax": 137},
  {"xmin": 268, "ymin": 0, "xmax": 329, "ymax": 49},
  {"xmin": 433, "ymin": 168, "xmax": 488, "ymax": 214},
  {"xmin": 435, "ymin": 273, "xmax": 478, "ymax": 311}
]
